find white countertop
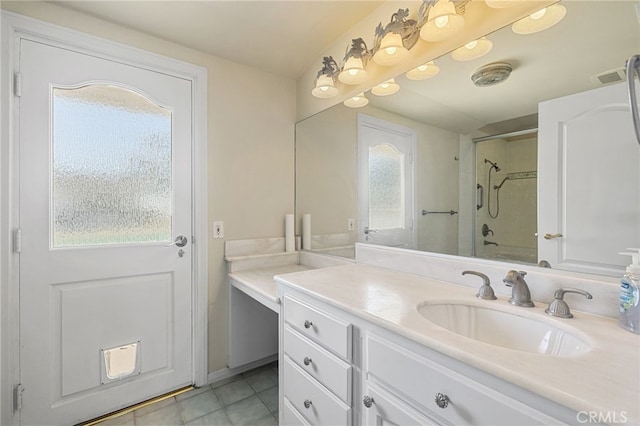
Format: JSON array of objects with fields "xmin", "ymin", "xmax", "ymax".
[
  {"xmin": 229, "ymin": 264, "xmax": 314, "ymax": 311},
  {"xmin": 275, "ymin": 263, "xmax": 640, "ymax": 423}
]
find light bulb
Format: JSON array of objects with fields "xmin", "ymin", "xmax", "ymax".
[
  {"xmin": 344, "ymin": 93, "xmax": 369, "ymax": 108},
  {"xmin": 420, "ymin": 0, "xmax": 464, "ymax": 42},
  {"xmin": 465, "ymin": 40, "xmax": 478, "ymax": 50},
  {"xmin": 435, "ymin": 15, "xmax": 449, "ymax": 28},
  {"xmin": 373, "ymin": 32, "xmax": 408, "ymax": 66},
  {"xmin": 530, "ymin": 8, "xmax": 547, "ymax": 20},
  {"xmin": 452, "ymin": 37, "xmax": 493, "ymax": 61},
  {"xmin": 406, "ymin": 61, "xmax": 440, "ymax": 80},
  {"xmin": 371, "ymin": 79, "xmax": 399, "ymax": 96},
  {"xmin": 512, "ymin": 4, "xmax": 566, "ymax": 34},
  {"xmin": 338, "ymin": 56, "xmax": 368, "ymax": 85},
  {"xmin": 311, "ymin": 74, "xmax": 338, "ymax": 98}
]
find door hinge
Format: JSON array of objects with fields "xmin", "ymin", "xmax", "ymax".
[
  {"xmin": 14, "ymin": 73, "xmax": 22, "ymax": 97},
  {"xmin": 14, "ymin": 384, "xmax": 24, "ymax": 412},
  {"xmin": 13, "ymin": 228, "xmax": 22, "ymax": 253}
]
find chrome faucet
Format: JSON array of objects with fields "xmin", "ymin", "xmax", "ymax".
[
  {"xmin": 545, "ymin": 288, "xmax": 593, "ymax": 318},
  {"xmin": 503, "ymin": 270, "xmax": 534, "ymax": 307},
  {"xmin": 461, "ymin": 270, "xmax": 497, "ymax": 300}
]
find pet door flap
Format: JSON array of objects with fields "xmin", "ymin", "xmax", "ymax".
[{"xmin": 101, "ymin": 341, "xmax": 141, "ymax": 383}]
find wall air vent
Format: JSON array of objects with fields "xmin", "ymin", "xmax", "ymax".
[{"xmin": 590, "ymin": 67, "xmax": 626, "ymax": 85}]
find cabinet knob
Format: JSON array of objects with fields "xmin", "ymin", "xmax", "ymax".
[
  {"xmin": 303, "ymin": 399, "xmax": 313, "ymax": 409},
  {"xmin": 435, "ymin": 393, "xmax": 450, "ymax": 409},
  {"xmin": 363, "ymin": 395, "xmax": 375, "ymax": 408},
  {"xmin": 304, "ymin": 320, "xmax": 313, "ymax": 329},
  {"xmin": 303, "ymin": 357, "xmax": 312, "ymax": 366}
]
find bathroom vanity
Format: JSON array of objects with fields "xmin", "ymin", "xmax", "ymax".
[{"xmin": 276, "ymin": 247, "xmax": 640, "ymax": 426}]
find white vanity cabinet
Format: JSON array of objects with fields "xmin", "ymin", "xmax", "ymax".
[
  {"xmin": 362, "ymin": 333, "xmax": 563, "ymax": 426},
  {"xmin": 281, "ymin": 295, "xmax": 354, "ymax": 425},
  {"xmin": 279, "ymin": 285, "xmax": 577, "ymax": 426}
]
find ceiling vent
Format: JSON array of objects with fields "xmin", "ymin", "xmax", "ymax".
[
  {"xmin": 471, "ymin": 62, "xmax": 513, "ymax": 87},
  {"xmin": 590, "ymin": 67, "xmax": 626, "ymax": 86}
]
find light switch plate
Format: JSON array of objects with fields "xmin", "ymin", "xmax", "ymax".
[{"xmin": 213, "ymin": 221, "xmax": 224, "ymax": 239}]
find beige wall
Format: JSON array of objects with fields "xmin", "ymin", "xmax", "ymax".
[
  {"xmin": 295, "ymin": 104, "xmax": 358, "ymax": 238},
  {"xmin": 295, "ymin": 102, "xmax": 460, "ymax": 255},
  {"xmin": 1, "ymin": 1, "xmax": 296, "ymax": 373}
]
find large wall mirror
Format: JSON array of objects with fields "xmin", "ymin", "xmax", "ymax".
[{"xmin": 295, "ymin": 0, "xmax": 639, "ymax": 275}]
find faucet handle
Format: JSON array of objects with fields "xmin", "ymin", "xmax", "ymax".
[
  {"xmin": 462, "ymin": 271, "xmax": 497, "ymax": 300},
  {"xmin": 545, "ymin": 288, "xmax": 593, "ymax": 318}
]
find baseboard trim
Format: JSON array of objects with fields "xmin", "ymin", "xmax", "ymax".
[{"xmin": 207, "ymin": 354, "xmax": 278, "ymax": 385}]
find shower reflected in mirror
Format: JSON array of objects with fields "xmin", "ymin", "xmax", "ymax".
[{"xmin": 474, "ymin": 130, "xmax": 537, "ymax": 263}]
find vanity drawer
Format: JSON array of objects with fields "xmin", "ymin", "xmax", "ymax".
[
  {"xmin": 282, "ymin": 397, "xmax": 310, "ymax": 426},
  {"xmin": 284, "ymin": 324, "xmax": 352, "ymax": 404},
  {"xmin": 283, "ymin": 295, "xmax": 352, "ymax": 360},
  {"xmin": 366, "ymin": 334, "xmax": 558, "ymax": 426},
  {"xmin": 284, "ymin": 356, "xmax": 351, "ymax": 426}
]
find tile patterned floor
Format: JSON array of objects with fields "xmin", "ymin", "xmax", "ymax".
[{"xmin": 98, "ymin": 363, "xmax": 279, "ymax": 426}]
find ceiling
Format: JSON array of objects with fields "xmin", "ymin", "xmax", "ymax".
[
  {"xmin": 366, "ymin": 0, "xmax": 640, "ymax": 134},
  {"xmin": 50, "ymin": 0, "xmax": 639, "ymax": 134},
  {"xmin": 51, "ymin": 0, "xmax": 386, "ymax": 78}
]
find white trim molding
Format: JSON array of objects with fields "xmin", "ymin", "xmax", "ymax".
[{"xmin": 0, "ymin": 11, "xmax": 208, "ymax": 425}]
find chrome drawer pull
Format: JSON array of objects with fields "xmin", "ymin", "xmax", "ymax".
[
  {"xmin": 435, "ymin": 393, "xmax": 450, "ymax": 409},
  {"xmin": 303, "ymin": 357, "xmax": 312, "ymax": 366},
  {"xmin": 303, "ymin": 399, "xmax": 313, "ymax": 409},
  {"xmin": 363, "ymin": 395, "xmax": 375, "ymax": 408},
  {"xmin": 304, "ymin": 320, "xmax": 313, "ymax": 329}
]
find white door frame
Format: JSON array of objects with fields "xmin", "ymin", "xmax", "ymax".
[{"xmin": 0, "ymin": 11, "xmax": 208, "ymax": 425}]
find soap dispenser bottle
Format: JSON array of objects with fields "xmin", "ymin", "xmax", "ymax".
[{"xmin": 619, "ymin": 249, "xmax": 640, "ymax": 334}]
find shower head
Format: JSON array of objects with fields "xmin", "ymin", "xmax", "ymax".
[{"xmin": 484, "ymin": 158, "xmax": 501, "ymax": 172}]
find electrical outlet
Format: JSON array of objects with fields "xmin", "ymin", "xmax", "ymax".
[
  {"xmin": 213, "ymin": 221, "xmax": 224, "ymax": 239},
  {"xmin": 348, "ymin": 218, "xmax": 355, "ymax": 231}
]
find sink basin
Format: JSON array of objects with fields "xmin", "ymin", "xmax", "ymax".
[{"xmin": 417, "ymin": 303, "xmax": 591, "ymax": 356}]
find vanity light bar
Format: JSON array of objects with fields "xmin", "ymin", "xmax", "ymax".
[{"xmin": 312, "ymin": 0, "xmax": 567, "ymax": 99}]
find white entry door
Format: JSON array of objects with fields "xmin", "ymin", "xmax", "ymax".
[
  {"xmin": 358, "ymin": 114, "xmax": 416, "ymax": 249},
  {"xmin": 19, "ymin": 39, "xmax": 193, "ymax": 425}
]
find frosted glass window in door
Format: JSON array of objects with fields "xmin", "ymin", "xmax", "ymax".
[
  {"xmin": 368, "ymin": 144, "xmax": 405, "ymax": 229},
  {"xmin": 52, "ymin": 84, "xmax": 172, "ymax": 247}
]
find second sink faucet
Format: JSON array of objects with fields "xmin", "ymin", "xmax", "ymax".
[{"xmin": 503, "ymin": 270, "xmax": 534, "ymax": 307}]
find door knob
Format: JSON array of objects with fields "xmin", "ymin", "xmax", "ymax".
[
  {"xmin": 166, "ymin": 235, "xmax": 188, "ymax": 247},
  {"xmin": 544, "ymin": 233, "xmax": 563, "ymax": 240}
]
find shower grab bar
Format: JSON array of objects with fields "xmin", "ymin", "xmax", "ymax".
[
  {"xmin": 476, "ymin": 184, "xmax": 483, "ymax": 210},
  {"xmin": 626, "ymin": 54, "xmax": 640, "ymax": 146},
  {"xmin": 422, "ymin": 210, "xmax": 458, "ymax": 216}
]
